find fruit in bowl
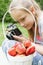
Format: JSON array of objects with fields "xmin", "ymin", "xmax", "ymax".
[
  {"xmin": 8, "ymin": 47, "xmax": 17, "ymax": 56},
  {"xmin": 23, "ymin": 40, "xmax": 31, "ymax": 48},
  {"xmin": 7, "ymin": 41, "xmax": 35, "ymax": 65},
  {"xmin": 8, "ymin": 41, "xmax": 35, "ymax": 56}
]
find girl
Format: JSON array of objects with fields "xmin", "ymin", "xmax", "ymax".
[{"xmin": 2, "ymin": 0, "xmax": 43, "ymax": 65}]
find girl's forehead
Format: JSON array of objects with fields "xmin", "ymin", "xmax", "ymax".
[
  {"xmin": 14, "ymin": 10, "xmax": 27, "ymax": 17},
  {"xmin": 11, "ymin": 9, "xmax": 30, "ymax": 20},
  {"xmin": 10, "ymin": 9, "xmax": 34, "ymax": 21}
]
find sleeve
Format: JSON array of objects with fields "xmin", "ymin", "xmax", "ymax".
[{"xmin": 38, "ymin": 12, "xmax": 43, "ymax": 36}]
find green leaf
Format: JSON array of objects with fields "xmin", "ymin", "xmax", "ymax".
[{"xmin": 16, "ymin": 23, "xmax": 29, "ymax": 39}]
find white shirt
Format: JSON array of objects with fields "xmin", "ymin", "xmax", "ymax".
[
  {"xmin": 38, "ymin": 11, "xmax": 43, "ymax": 36},
  {"xmin": 35, "ymin": 11, "xmax": 43, "ymax": 44}
]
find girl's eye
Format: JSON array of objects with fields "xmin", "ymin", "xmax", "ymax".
[
  {"xmin": 18, "ymin": 15, "xmax": 26, "ymax": 22},
  {"xmin": 21, "ymin": 17, "xmax": 25, "ymax": 21},
  {"xmin": 21, "ymin": 16, "xmax": 26, "ymax": 21}
]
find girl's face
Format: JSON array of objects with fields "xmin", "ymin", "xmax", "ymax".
[{"xmin": 10, "ymin": 9, "xmax": 35, "ymax": 30}]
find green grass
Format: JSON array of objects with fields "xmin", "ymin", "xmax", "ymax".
[
  {"xmin": 0, "ymin": 22, "xmax": 4, "ymax": 46},
  {"xmin": 0, "ymin": 22, "xmax": 8, "ymax": 46}
]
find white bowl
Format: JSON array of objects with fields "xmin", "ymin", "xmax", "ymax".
[{"xmin": 7, "ymin": 52, "xmax": 34, "ymax": 65}]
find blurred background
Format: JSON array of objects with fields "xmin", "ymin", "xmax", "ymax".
[{"xmin": 0, "ymin": 0, "xmax": 43, "ymax": 46}]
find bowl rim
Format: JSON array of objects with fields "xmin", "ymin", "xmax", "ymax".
[{"xmin": 7, "ymin": 52, "xmax": 34, "ymax": 62}]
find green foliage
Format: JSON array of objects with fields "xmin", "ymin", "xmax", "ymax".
[
  {"xmin": 0, "ymin": 0, "xmax": 11, "ymax": 22},
  {"xmin": 40, "ymin": 0, "xmax": 43, "ymax": 9},
  {"xmin": 36, "ymin": 0, "xmax": 43, "ymax": 10},
  {"xmin": 4, "ymin": 13, "xmax": 16, "ymax": 23},
  {"xmin": 35, "ymin": 0, "xmax": 40, "ymax": 2}
]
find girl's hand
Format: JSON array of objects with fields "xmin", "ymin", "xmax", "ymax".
[
  {"xmin": 11, "ymin": 34, "xmax": 36, "ymax": 46},
  {"xmin": 12, "ymin": 34, "xmax": 29, "ymax": 43},
  {"xmin": 12, "ymin": 34, "xmax": 35, "ymax": 45}
]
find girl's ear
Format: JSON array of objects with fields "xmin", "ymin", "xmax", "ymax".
[{"xmin": 30, "ymin": 6, "xmax": 35, "ymax": 15}]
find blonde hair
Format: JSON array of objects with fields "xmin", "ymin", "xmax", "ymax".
[
  {"xmin": 9, "ymin": 0, "xmax": 41, "ymax": 22},
  {"xmin": 9, "ymin": 0, "xmax": 40, "ymax": 10}
]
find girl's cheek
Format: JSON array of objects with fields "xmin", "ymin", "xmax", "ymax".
[
  {"xmin": 26, "ymin": 17, "xmax": 32, "ymax": 24},
  {"xmin": 26, "ymin": 17, "xmax": 30, "ymax": 22}
]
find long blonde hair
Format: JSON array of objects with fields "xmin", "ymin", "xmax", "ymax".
[{"xmin": 9, "ymin": 0, "xmax": 40, "ymax": 10}]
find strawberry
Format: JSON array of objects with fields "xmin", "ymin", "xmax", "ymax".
[
  {"xmin": 8, "ymin": 47, "xmax": 17, "ymax": 56},
  {"xmin": 26, "ymin": 46, "xmax": 35, "ymax": 56},
  {"xmin": 23, "ymin": 40, "xmax": 31, "ymax": 48},
  {"xmin": 13, "ymin": 42, "xmax": 22, "ymax": 48},
  {"xmin": 16, "ymin": 44, "xmax": 26, "ymax": 55}
]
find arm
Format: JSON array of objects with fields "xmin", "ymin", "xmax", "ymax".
[
  {"xmin": 12, "ymin": 35, "xmax": 43, "ymax": 55},
  {"xmin": 35, "ymin": 11, "xmax": 43, "ymax": 55},
  {"xmin": 35, "ymin": 44, "xmax": 43, "ymax": 55}
]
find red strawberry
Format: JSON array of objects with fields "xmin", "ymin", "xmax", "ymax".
[
  {"xmin": 16, "ymin": 44, "xmax": 26, "ymax": 55},
  {"xmin": 8, "ymin": 47, "xmax": 17, "ymax": 56},
  {"xmin": 26, "ymin": 46, "xmax": 35, "ymax": 56},
  {"xmin": 23, "ymin": 40, "xmax": 31, "ymax": 48},
  {"xmin": 13, "ymin": 42, "xmax": 22, "ymax": 48}
]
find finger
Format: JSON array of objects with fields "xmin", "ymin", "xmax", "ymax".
[
  {"xmin": 13, "ymin": 35, "xmax": 23, "ymax": 41},
  {"xmin": 12, "ymin": 35, "xmax": 26, "ymax": 42}
]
